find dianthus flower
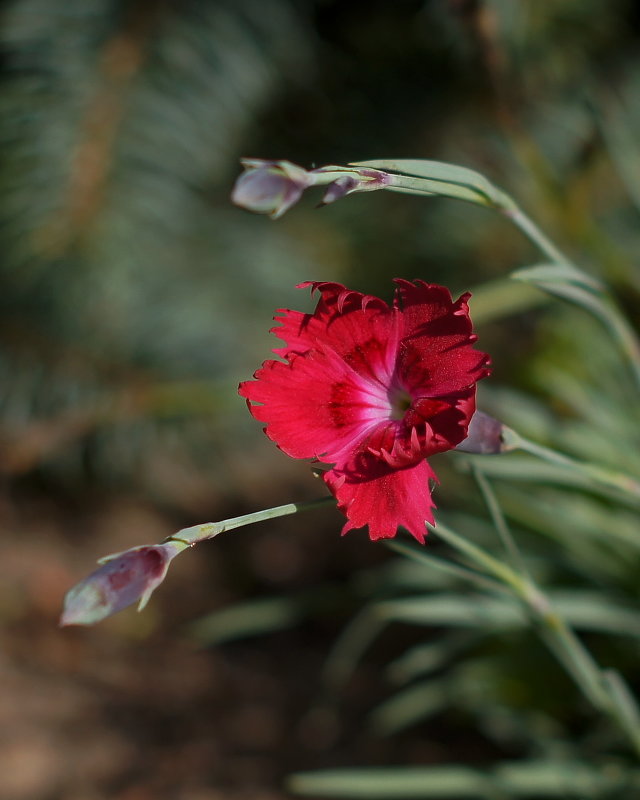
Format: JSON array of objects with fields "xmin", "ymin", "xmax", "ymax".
[{"xmin": 239, "ymin": 280, "xmax": 490, "ymax": 543}]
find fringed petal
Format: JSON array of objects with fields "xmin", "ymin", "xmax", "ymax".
[
  {"xmin": 239, "ymin": 348, "xmax": 391, "ymax": 462},
  {"xmin": 240, "ymin": 279, "xmax": 491, "ymax": 545},
  {"xmin": 393, "ymin": 280, "xmax": 491, "ymax": 396},
  {"xmin": 324, "ymin": 457, "xmax": 438, "ymax": 543},
  {"xmin": 274, "ymin": 283, "xmax": 400, "ymax": 385}
]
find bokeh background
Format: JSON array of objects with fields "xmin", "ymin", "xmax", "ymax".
[{"xmin": 2, "ymin": 1, "xmax": 640, "ymax": 798}]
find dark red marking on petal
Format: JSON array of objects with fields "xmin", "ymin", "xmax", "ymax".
[{"xmin": 241, "ymin": 279, "xmax": 491, "ymax": 543}]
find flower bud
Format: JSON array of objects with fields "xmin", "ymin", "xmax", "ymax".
[
  {"xmin": 60, "ymin": 541, "xmax": 185, "ymax": 626},
  {"xmin": 456, "ymin": 411, "xmax": 506, "ymax": 454},
  {"xmin": 317, "ymin": 167, "xmax": 391, "ymax": 206},
  {"xmin": 320, "ymin": 175, "xmax": 360, "ymax": 205},
  {"xmin": 231, "ymin": 159, "xmax": 312, "ymax": 218}
]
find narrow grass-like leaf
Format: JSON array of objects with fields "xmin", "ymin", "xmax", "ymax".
[
  {"xmin": 502, "ymin": 429, "xmax": 640, "ymax": 503},
  {"xmin": 596, "ymin": 89, "xmax": 640, "ymax": 215},
  {"xmin": 377, "ymin": 593, "xmax": 522, "ymax": 630},
  {"xmin": 512, "ymin": 262, "xmax": 603, "ymax": 292},
  {"xmin": 386, "ymin": 540, "xmax": 504, "ymax": 593},
  {"xmin": 499, "ymin": 486, "xmax": 640, "ymax": 556},
  {"xmin": 370, "ymin": 678, "xmax": 450, "ymax": 735},
  {"xmin": 323, "ymin": 607, "xmax": 388, "ymax": 691},
  {"xmin": 189, "ymin": 596, "xmax": 303, "ymax": 644},
  {"xmin": 288, "ymin": 761, "xmax": 640, "ymax": 798},
  {"xmin": 350, "ymin": 159, "xmax": 514, "ymax": 209},
  {"xmin": 377, "ymin": 592, "xmax": 640, "ymax": 639},
  {"xmin": 512, "ymin": 264, "xmax": 640, "ymax": 386},
  {"xmin": 384, "ymin": 176, "xmax": 490, "ymax": 205},
  {"xmin": 387, "ymin": 633, "xmax": 478, "ymax": 685},
  {"xmin": 459, "ymin": 453, "xmax": 640, "ymax": 508},
  {"xmin": 466, "ymin": 278, "xmax": 547, "ymax": 325}
]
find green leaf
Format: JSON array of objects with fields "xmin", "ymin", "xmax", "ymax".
[
  {"xmin": 288, "ymin": 761, "xmax": 640, "ymax": 798},
  {"xmin": 323, "ymin": 607, "xmax": 389, "ymax": 691},
  {"xmin": 377, "ymin": 593, "xmax": 522, "ymax": 630},
  {"xmin": 350, "ymin": 159, "xmax": 514, "ymax": 210},
  {"xmin": 189, "ymin": 596, "xmax": 303, "ymax": 644},
  {"xmin": 511, "ymin": 262, "xmax": 604, "ymax": 293},
  {"xmin": 387, "ymin": 633, "xmax": 478, "ymax": 685},
  {"xmin": 458, "ymin": 453, "xmax": 640, "ymax": 508},
  {"xmin": 377, "ymin": 592, "xmax": 640, "ymax": 639},
  {"xmin": 370, "ymin": 677, "xmax": 451, "ymax": 735},
  {"xmin": 511, "ymin": 264, "xmax": 640, "ymax": 386},
  {"xmin": 466, "ymin": 279, "xmax": 548, "ymax": 325}
]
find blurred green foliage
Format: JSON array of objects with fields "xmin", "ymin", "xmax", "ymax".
[
  {"xmin": 2, "ymin": 0, "xmax": 640, "ymax": 796},
  {"xmin": 1, "ymin": 0, "xmax": 639, "ymax": 492}
]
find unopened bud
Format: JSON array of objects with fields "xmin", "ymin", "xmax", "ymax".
[
  {"xmin": 320, "ymin": 176, "xmax": 360, "ymax": 205},
  {"xmin": 60, "ymin": 541, "xmax": 186, "ymax": 626},
  {"xmin": 316, "ymin": 166, "xmax": 391, "ymax": 206},
  {"xmin": 231, "ymin": 159, "xmax": 312, "ymax": 219},
  {"xmin": 456, "ymin": 411, "xmax": 507, "ymax": 454}
]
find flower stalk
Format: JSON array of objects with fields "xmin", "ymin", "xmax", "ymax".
[
  {"xmin": 502, "ymin": 426, "xmax": 640, "ymax": 502},
  {"xmin": 61, "ymin": 496, "xmax": 334, "ymax": 626},
  {"xmin": 428, "ymin": 473, "xmax": 640, "ymax": 759},
  {"xmin": 232, "ymin": 157, "xmax": 640, "ymax": 388}
]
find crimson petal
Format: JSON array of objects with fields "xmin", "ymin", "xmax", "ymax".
[{"xmin": 324, "ymin": 457, "xmax": 437, "ymax": 543}]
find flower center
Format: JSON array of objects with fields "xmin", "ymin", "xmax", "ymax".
[{"xmin": 389, "ymin": 387, "xmax": 413, "ymax": 421}]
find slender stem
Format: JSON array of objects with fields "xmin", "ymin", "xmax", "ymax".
[
  {"xmin": 468, "ymin": 468, "xmax": 619, "ymax": 724},
  {"xmin": 523, "ymin": 585, "xmax": 611, "ymax": 710},
  {"xmin": 530, "ymin": 589, "xmax": 640, "ymax": 758},
  {"xmin": 503, "ymin": 202, "xmax": 640, "ymax": 388},
  {"xmin": 603, "ymin": 670, "xmax": 640, "ymax": 757},
  {"xmin": 598, "ymin": 300, "xmax": 640, "ymax": 388},
  {"xmin": 502, "ymin": 204, "xmax": 572, "ymax": 266},
  {"xmin": 167, "ymin": 496, "xmax": 335, "ymax": 546},
  {"xmin": 428, "ymin": 522, "xmax": 524, "ymax": 591},
  {"xmin": 430, "ymin": 519, "xmax": 640, "ymax": 758},
  {"xmin": 502, "ymin": 427, "xmax": 640, "ymax": 501},
  {"xmin": 470, "ymin": 464, "xmax": 530, "ymax": 578},
  {"xmin": 386, "ymin": 539, "xmax": 506, "ymax": 594}
]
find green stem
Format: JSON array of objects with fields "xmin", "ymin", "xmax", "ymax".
[
  {"xmin": 504, "ymin": 202, "xmax": 640, "ymax": 388},
  {"xmin": 470, "ymin": 464, "xmax": 530, "ymax": 577},
  {"xmin": 428, "ymin": 522, "xmax": 525, "ymax": 592},
  {"xmin": 431, "ymin": 519, "xmax": 640, "ymax": 758},
  {"xmin": 502, "ymin": 204, "xmax": 572, "ymax": 266},
  {"xmin": 386, "ymin": 538, "xmax": 506, "ymax": 593},
  {"xmin": 529, "ymin": 588, "xmax": 640, "ymax": 758},
  {"xmin": 502, "ymin": 426, "xmax": 640, "ymax": 502},
  {"xmin": 167, "ymin": 496, "xmax": 335, "ymax": 546}
]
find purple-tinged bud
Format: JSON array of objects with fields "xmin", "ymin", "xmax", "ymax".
[
  {"xmin": 456, "ymin": 411, "xmax": 508, "ymax": 455},
  {"xmin": 60, "ymin": 541, "xmax": 186, "ymax": 626},
  {"xmin": 320, "ymin": 176, "xmax": 360, "ymax": 205},
  {"xmin": 231, "ymin": 158, "xmax": 312, "ymax": 219},
  {"xmin": 316, "ymin": 167, "xmax": 392, "ymax": 206}
]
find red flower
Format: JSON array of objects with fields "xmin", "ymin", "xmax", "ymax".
[{"xmin": 239, "ymin": 280, "xmax": 490, "ymax": 543}]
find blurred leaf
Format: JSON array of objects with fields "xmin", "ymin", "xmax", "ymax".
[
  {"xmin": 370, "ymin": 677, "xmax": 450, "ymax": 735},
  {"xmin": 189, "ymin": 595, "xmax": 304, "ymax": 644},
  {"xmin": 386, "ymin": 633, "xmax": 477, "ymax": 685},
  {"xmin": 350, "ymin": 159, "xmax": 514, "ymax": 210},
  {"xmin": 323, "ymin": 607, "xmax": 388, "ymax": 692},
  {"xmin": 458, "ymin": 453, "xmax": 640, "ymax": 508},
  {"xmin": 596, "ymin": 87, "xmax": 640, "ymax": 218},
  {"xmin": 289, "ymin": 760, "xmax": 640, "ymax": 798},
  {"xmin": 386, "ymin": 540, "xmax": 504, "ymax": 593},
  {"xmin": 511, "ymin": 265, "xmax": 640, "ymax": 386},
  {"xmin": 512, "ymin": 262, "xmax": 603, "ymax": 292},
  {"xmin": 377, "ymin": 591, "xmax": 640, "ymax": 639},
  {"xmin": 466, "ymin": 279, "xmax": 547, "ymax": 325}
]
